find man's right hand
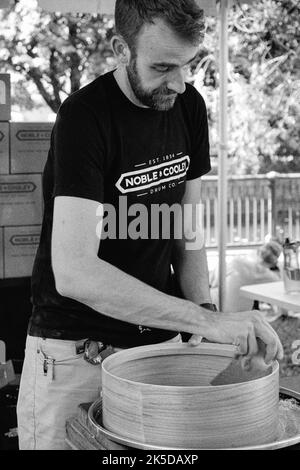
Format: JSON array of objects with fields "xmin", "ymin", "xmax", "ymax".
[{"xmin": 189, "ymin": 309, "xmax": 283, "ymax": 368}]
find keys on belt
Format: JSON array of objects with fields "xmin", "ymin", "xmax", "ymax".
[{"xmin": 76, "ymin": 339, "xmax": 113, "ymax": 365}]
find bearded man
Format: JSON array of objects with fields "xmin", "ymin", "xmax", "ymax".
[{"xmin": 17, "ymin": 0, "xmax": 283, "ymax": 450}]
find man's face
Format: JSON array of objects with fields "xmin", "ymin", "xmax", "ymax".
[{"xmin": 126, "ymin": 19, "xmax": 199, "ymax": 111}]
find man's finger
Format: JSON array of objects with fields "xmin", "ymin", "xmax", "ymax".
[
  {"xmin": 241, "ymin": 331, "xmax": 259, "ymax": 370},
  {"xmin": 247, "ymin": 328, "xmax": 259, "ymax": 357},
  {"xmin": 233, "ymin": 335, "xmax": 248, "ymax": 356},
  {"xmin": 263, "ymin": 338, "xmax": 278, "ymax": 364},
  {"xmin": 251, "ymin": 313, "xmax": 283, "ymax": 363},
  {"xmin": 276, "ymin": 341, "xmax": 284, "ymax": 361},
  {"xmin": 188, "ymin": 334, "xmax": 203, "ymax": 346}
]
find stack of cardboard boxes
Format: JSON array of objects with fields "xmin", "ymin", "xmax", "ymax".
[{"xmin": 0, "ymin": 73, "xmax": 53, "ymax": 279}]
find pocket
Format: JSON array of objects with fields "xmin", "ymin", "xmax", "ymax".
[
  {"xmin": 34, "ymin": 339, "xmax": 101, "ymax": 393},
  {"xmin": 36, "ymin": 339, "xmax": 84, "ymax": 366}
]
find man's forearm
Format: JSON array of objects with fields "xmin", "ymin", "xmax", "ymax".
[
  {"xmin": 54, "ymin": 252, "xmax": 284, "ymax": 364},
  {"xmin": 172, "ymin": 241, "xmax": 212, "ymax": 305},
  {"xmin": 55, "ymin": 255, "xmax": 216, "ymax": 337}
]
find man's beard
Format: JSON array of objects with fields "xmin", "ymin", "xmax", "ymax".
[{"xmin": 126, "ymin": 58, "xmax": 178, "ymax": 111}]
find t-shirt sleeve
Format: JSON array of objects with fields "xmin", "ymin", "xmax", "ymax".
[
  {"xmin": 186, "ymin": 87, "xmax": 211, "ymax": 181},
  {"xmin": 51, "ymin": 97, "xmax": 106, "ymax": 203}
]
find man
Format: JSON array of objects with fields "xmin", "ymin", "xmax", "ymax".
[{"xmin": 17, "ymin": 0, "xmax": 283, "ymax": 450}]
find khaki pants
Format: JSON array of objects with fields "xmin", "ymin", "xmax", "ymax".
[{"xmin": 17, "ymin": 334, "xmax": 181, "ymax": 450}]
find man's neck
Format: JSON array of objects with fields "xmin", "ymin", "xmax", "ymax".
[{"xmin": 113, "ymin": 67, "xmax": 148, "ymax": 109}]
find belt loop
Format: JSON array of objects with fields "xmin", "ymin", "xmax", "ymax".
[{"xmin": 75, "ymin": 339, "xmax": 88, "ymax": 355}]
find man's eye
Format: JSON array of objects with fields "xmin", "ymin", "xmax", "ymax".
[{"xmin": 154, "ymin": 66, "xmax": 170, "ymax": 73}]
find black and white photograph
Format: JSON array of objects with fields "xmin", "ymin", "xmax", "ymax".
[{"xmin": 0, "ymin": 0, "xmax": 299, "ymax": 454}]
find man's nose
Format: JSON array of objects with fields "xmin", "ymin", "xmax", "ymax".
[{"xmin": 167, "ymin": 69, "xmax": 186, "ymax": 95}]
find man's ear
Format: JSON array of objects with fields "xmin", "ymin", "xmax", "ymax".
[{"xmin": 111, "ymin": 35, "xmax": 131, "ymax": 65}]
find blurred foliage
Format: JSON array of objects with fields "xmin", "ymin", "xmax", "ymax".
[
  {"xmin": 0, "ymin": 0, "xmax": 299, "ymax": 174},
  {"xmin": 192, "ymin": 0, "xmax": 300, "ymax": 174},
  {"xmin": 0, "ymin": 0, "xmax": 116, "ymax": 112}
]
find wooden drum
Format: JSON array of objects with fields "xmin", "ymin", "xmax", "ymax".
[{"xmin": 101, "ymin": 343, "xmax": 279, "ymax": 449}]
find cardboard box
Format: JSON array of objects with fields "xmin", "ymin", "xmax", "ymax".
[
  {"xmin": 0, "ymin": 340, "xmax": 5, "ymax": 363},
  {"xmin": 0, "ymin": 361, "xmax": 15, "ymax": 389},
  {"xmin": 0, "ymin": 174, "xmax": 43, "ymax": 226},
  {"xmin": 4, "ymin": 225, "xmax": 41, "ymax": 278},
  {"xmin": 10, "ymin": 122, "xmax": 53, "ymax": 174},
  {"xmin": 0, "ymin": 228, "xmax": 4, "ymax": 278},
  {"xmin": 0, "ymin": 74, "xmax": 11, "ymax": 121},
  {"xmin": 0, "ymin": 122, "xmax": 9, "ymax": 174}
]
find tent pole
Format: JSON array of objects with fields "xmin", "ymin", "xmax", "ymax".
[{"xmin": 218, "ymin": 0, "xmax": 229, "ymax": 311}]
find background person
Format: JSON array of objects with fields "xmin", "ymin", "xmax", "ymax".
[{"xmin": 210, "ymin": 240, "xmax": 282, "ymax": 314}]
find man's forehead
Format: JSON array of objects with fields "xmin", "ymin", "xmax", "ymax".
[{"xmin": 136, "ymin": 18, "xmax": 199, "ymax": 65}]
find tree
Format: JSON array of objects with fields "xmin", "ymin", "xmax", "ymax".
[
  {"xmin": 191, "ymin": 0, "xmax": 300, "ymax": 174},
  {"xmin": 0, "ymin": 0, "xmax": 299, "ymax": 173},
  {"xmin": 230, "ymin": 0, "xmax": 300, "ymax": 173},
  {"xmin": 0, "ymin": 0, "xmax": 116, "ymax": 113}
]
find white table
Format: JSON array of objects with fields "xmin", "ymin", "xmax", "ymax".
[{"xmin": 240, "ymin": 281, "xmax": 300, "ymax": 312}]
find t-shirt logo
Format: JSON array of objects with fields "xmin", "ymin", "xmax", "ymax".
[{"xmin": 115, "ymin": 155, "xmax": 190, "ymax": 195}]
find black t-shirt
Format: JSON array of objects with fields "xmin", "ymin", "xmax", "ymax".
[{"xmin": 29, "ymin": 71, "xmax": 211, "ymax": 347}]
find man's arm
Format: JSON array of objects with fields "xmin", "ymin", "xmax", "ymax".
[
  {"xmin": 52, "ymin": 195, "xmax": 283, "ymax": 365},
  {"xmin": 172, "ymin": 177, "xmax": 212, "ymax": 306},
  {"xmin": 52, "ymin": 195, "xmax": 209, "ymax": 336}
]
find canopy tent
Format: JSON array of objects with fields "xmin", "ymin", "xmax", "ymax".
[
  {"xmin": 9, "ymin": 0, "xmax": 255, "ymax": 311},
  {"xmin": 36, "ymin": 0, "xmax": 254, "ymax": 17}
]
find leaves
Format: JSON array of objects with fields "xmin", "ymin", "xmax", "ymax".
[
  {"xmin": 0, "ymin": 0, "xmax": 298, "ymax": 173},
  {"xmin": 192, "ymin": 0, "xmax": 300, "ymax": 174},
  {"xmin": 0, "ymin": 0, "xmax": 115, "ymax": 112}
]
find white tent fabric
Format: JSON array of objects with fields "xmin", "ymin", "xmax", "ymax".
[
  {"xmin": 38, "ymin": 0, "xmax": 114, "ymax": 15},
  {"xmin": 36, "ymin": 0, "xmax": 255, "ymax": 310},
  {"xmin": 37, "ymin": 0, "xmax": 254, "ymax": 16}
]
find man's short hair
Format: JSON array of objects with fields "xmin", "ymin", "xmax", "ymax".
[{"xmin": 115, "ymin": 0, "xmax": 206, "ymax": 52}]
